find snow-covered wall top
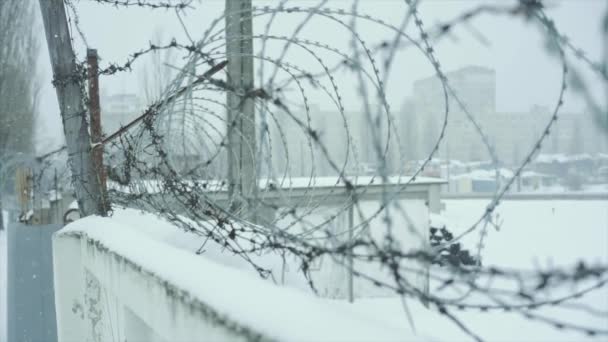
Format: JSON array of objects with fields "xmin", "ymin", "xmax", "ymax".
[{"xmin": 52, "ymin": 209, "xmax": 407, "ymax": 342}]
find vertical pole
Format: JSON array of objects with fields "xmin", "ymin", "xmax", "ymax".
[
  {"xmin": 32, "ymin": 170, "xmax": 38, "ymax": 224},
  {"xmin": 604, "ymin": 26, "xmax": 608, "ymax": 132},
  {"xmin": 87, "ymin": 49, "xmax": 109, "ymax": 214},
  {"xmin": 16, "ymin": 168, "xmax": 32, "ymax": 222},
  {"xmin": 54, "ymin": 168, "xmax": 59, "ymax": 224},
  {"xmin": 0, "ymin": 193, "xmax": 3, "ymax": 231},
  {"xmin": 225, "ymin": 0, "xmax": 257, "ymax": 222},
  {"xmin": 39, "ymin": 0, "xmax": 105, "ymax": 217},
  {"xmin": 348, "ymin": 203, "xmax": 354, "ymax": 303},
  {"xmin": 446, "ymin": 140, "xmax": 450, "ymax": 193}
]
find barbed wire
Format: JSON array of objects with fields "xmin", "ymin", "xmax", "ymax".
[
  {"xmin": 43, "ymin": 0, "xmax": 608, "ymax": 340},
  {"xmin": 81, "ymin": 0, "xmax": 193, "ymax": 10}
]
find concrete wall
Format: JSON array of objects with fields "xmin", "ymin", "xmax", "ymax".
[
  {"xmin": 52, "ymin": 233, "xmax": 265, "ymax": 342},
  {"xmin": 279, "ymin": 198, "xmax": 430, "ymax": 299},
  {"xmin": 52, "ymin": 219, "xmax": 408, "ymax": 342}
]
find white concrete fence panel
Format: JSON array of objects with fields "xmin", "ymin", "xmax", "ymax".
[{"xmin": 52, "ymin": 216, "xmax": 408, "ymax": 342}]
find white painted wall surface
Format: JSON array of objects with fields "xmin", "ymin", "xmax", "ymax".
[{"xmin": 52, "ymin": 214, "xmax": 409, "ymax": 342}]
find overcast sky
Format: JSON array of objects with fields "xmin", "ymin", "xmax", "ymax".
[{"xmin": 35, "ymin": 0, "xmax": 607, "ymax": 152}]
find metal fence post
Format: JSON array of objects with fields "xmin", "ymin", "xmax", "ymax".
[{"xmin": 87, "ymin": 49, "xmax": 109, "ymax": 215}]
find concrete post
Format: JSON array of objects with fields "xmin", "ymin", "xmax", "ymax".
[
  {"xmin": 39, "ymin": 0, "xmax": 106, "ymax": 217},
  {"xmin": 225, "ymin": 0, "xmax": 257, "ymax": 222}
]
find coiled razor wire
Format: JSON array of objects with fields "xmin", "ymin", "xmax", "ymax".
[{"xmin": 50, "ymin": 0, "xmax": 608, "ymax": 339}]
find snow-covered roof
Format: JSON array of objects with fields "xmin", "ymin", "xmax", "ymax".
[
  {"xmin": 534, "ymin": 153, "xmax": 595, "ymax": 164},
  {"xmin": 48, "ymin": 190, "xmax": 62, "ymax": 202},
  {"xmin": 520, "ymin": 171, "xmax": 556, "ymax": 179},
  {"xmin": 109, "ymin": 175, "xmax": 446, "ymax": 195},
  {"xmin": 451, "ymin": 168, "xmax": 513, "ymax": 181},
  {"xmin": 261, "ymin": 175, "xmax": 445, "ymax": 189}
]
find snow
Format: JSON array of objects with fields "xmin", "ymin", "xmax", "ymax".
[
  {"xmin": 429, "ymin": 212, "xmax": 448, "ymax": 229},
  {"xmin": 343, "ymin": 294, "xmax": 607, "ymax": 342},
  {"xmin": 583, "ymin": 184, "xmax": 608, "ymax": 193},
  {"xmin": 451, "ymin": 168, "xmax": 513, "ymax": 181},
  {"xmin": 110, "ymin": 175, "xmax": 445, "ymax": 194},
  {"xmin": 534, "ymin": 153, "xmax": 597, "ymax": 164},
  {"xmin": 48, "ymin": 190, "xmax": 62, "ymax": 202},
  {"xmin": 99, "ymin": 208, "xmax": 312, "ymax": 290},
  {"xmin": 2, "ymin": 200, "xmax": 606, "ymax": 341},
  {"xmin": 19, "ymin": 209, "xmax": 33, "ymax": 222},
  {"xmin": 337, "ymin": 199, "xmax": 608, "ymax": 341},
  {"xmin": 74, "ymin": 200, "xmax": 607, "ymax": 341},
  {"xmin": 441, "ymin": 200, "xmax": 607, "ymax": 267},
  {"xmin": 520, "ymin": 170, "xmax": 554, "ymax": 178},
  {"xmin": 259, "ymin": 175, "xmax": 445, "ymax": 189},
  {"xmin": 59, "ymin": 209, "xmax": 408, "ymax": 341}
]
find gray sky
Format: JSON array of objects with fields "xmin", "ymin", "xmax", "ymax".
[{"xmin": 35, "ymin": 0, "xmax": 607, "ymax": 152}]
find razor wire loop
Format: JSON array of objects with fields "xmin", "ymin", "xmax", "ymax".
[{"xmin": 42, "ymin": 1, "xmax": 608, "ymax": 339}]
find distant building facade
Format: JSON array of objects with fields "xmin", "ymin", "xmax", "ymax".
[
  {"xmin": 268, "ymin": 106, "xmax": 397, "ymax": 177},
  {"xmin": 402, "ymin": 66, "xmax": 496, "ymax": 162},
  {"xmin": 401, "ymin": 66, "xmax": 607, "ymax": 166}
]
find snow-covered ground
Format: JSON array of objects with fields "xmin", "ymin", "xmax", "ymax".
[
  {"xmin": 343, "ymin": 199, "xmax": 608, "ymax": 341},
  {"xmin": 583, "ymin": 183, "xmax": 608, "ymax": 193},
  {"xmin": 441, "ymin": 199, "xmax": 607, "ymax": 268},
  {"xmin": 344, "ymin": 293, "xmax": 608, "ymax": 342},
  {"xmin": 1, "ymin": 200, "xmax": 606, "ymax": 341},
  {"xmin": 515, "ymin": 183, "xmax": 608, "ymax": 194}
]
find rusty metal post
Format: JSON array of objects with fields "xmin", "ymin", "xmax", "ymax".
[
  {"xmin": 15, "ymin": 168, "xmax": 32, "ymax": 222},
  {"xmin": 87, "ymin": 49, "xmax": 109, "ymax": 215}
]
